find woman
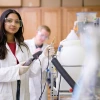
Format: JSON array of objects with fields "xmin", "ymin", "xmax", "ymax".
[{"xmin": 0, "ymin": 9, "xmax": 55, "ymax": 100}]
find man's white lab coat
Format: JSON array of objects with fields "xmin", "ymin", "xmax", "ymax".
[
  {"xmin": 0, "ymin": 42, "xmax": 47, "ymax": 100},
  {"xmin": 25, "ymin": 38, "xmax": 48, "ymax": 100}
]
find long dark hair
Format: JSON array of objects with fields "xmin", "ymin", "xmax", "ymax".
[{"xmin": 0, "ymin": 9, "xmax": 28, "ymax": 60}]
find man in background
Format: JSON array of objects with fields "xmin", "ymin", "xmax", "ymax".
[{"xmin": 25, "ymin": 25, "xmax": 51, "ymax": 100}]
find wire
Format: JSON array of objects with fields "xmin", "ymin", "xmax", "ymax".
[
  {"xmin": 39, "ymin": 50, "xmax": 50, "ymax": 100},
  {"xmin": 38, "ymin": 58, "xmax": 42, "ymax": 98},
  {"xmin": 39, "ymin": 81, "xmax": 47, "ymax": 100},
  {"xmin": 38, "ymin": 58, "xmax": 43, "ymax": 100}
]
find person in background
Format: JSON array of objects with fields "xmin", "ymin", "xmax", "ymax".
[
  {"xmin": 0, "ymin": 9, "xmax": 55, "ymax": 100},
  {"xmin": 25, "ymin": 25, "xmax": 52, "ymax": 100}
]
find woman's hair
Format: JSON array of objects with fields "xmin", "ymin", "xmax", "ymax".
[{"xmin": 0, "ymin": 9, "xmax": 28, "ymax": 60}]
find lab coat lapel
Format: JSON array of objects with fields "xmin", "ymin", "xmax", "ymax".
[
  {"xmin": 14, "ymin": 39, "xmax": 25, "ymax": 62},
  {"xmin": 31, "ymin": 38, "xmax": 36, "ymax": 48},
  {"xmin": 6, "ymin": 43, "xmax": 11, "ymax": 51},
  {"xmin": 32, "ymin": 38, "xmax": 47, "ymax": 50}
]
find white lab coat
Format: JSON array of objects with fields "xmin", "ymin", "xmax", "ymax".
[
  {"xmin": 25, "ymin": 38, "xmax": 48, "ymax": 100},
  {"xmin": 0, "ymin": 41, "xmax": 47, "ymax": 100}
]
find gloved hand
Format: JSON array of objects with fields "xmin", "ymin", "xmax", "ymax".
[
  {"xmin": 19, "ymin": 62, "xmax": 30, "ymax": 75},
  {"xmin": 43, "ymin": 45, "xmax": 55, "ymax": 57}
]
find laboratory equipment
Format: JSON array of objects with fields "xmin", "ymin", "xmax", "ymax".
[
  {"xmin": 72, "ymin": 12, "xmax": 100, "ymax": 100},
  {"xmin": 50, "ymin": 30, "xmax": 85, "ymax": 100}
]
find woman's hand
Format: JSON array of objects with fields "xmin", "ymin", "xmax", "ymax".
[{"xmin": 19, "ymin": 62, "xmax": 30, "ymax": 75}]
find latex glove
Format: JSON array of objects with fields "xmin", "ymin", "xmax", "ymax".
[
  {"xmin": 43, "ymin": 45, "xmax": 55, "ymax": 57},
  {"xmin": 19, "ymin": 62, "xmax": 30, "ymax": 75}
]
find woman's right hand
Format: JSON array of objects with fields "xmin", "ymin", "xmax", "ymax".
[{"xmin": 19, "ymin": 62, "xmax": 30, "ymax": 75}]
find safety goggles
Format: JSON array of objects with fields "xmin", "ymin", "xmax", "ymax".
[
  {"xmin": 38, "ymin": 31, "xmax": 49, "ymax": 40},
  {"xmin": 5, "ymin": 18, "xmax": 22, "ymax": 27}
]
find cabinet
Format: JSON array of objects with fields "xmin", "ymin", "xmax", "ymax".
[
  {"xmin": 84, "ymin": 0, "xmax": 100, "ymax": 6},
  {"xmin": 19, "ymin": 8, "xmax": 62, "ymax": 48},
  {"xmin": 19, "ymin": 8, "xmax": 41, "ymax": 39},
  {"xmin": 0, "ymin": 8, "xmax": 19, "ymax": 16},
  {"xmin": 62, "ymin": 0, "xmax": 82, "ymax": 7},
  {"xmin": 0, "ymin": 0, "xmax": 21, "ymax": 7},
  {"xmin": 1, "ymin": 7, "xmax": 100, "ymax": 48},
  {"xmin": 22, "ymin": 0, "xmax": 40, "ymax": 7},
  {"xmin": 0, "ymin": 9, "xmax": 3, "ymax": 16},
  {"xmin": 62, "ymin": 7, "xmax": 83, "ymax": 40},
  {"xmin": 41, "ymin": 8, "xmax": 62, "ymax": 48},
  {"xmin": 41, "ymin": 0, "xmax": 61, "ymax": 7},
  {"xmin": 61, "ymin": 7, "xmax": 100, "ymax": 40},
  {"xmin": 83, "ymin": 7, "xmax": 100, "ymax": 17}
]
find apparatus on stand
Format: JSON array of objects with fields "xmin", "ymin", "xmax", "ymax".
[
  {"xmin": 72, "ymin": 12, "xmax": 100, "ymax": 100},
  {"xmin": 50, "ymin": 17, "xmax": 85, "ymax": 100}
]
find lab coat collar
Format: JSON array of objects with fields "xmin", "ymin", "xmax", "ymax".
[
  {"xmin": 32, "ymin": 38, "xmax": 47, "ymax": 50},
  {"xmin": 30, "ymin": 38, "xmax": 36, "ymax": 48}
]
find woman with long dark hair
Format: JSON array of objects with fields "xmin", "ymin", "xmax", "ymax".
[{"xmin": 0, "ymin": 9, "xmax": 55, "ymax": 100}]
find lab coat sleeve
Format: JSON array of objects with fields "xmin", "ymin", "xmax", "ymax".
[{"xmin": 0, "ymin": 64, "xmax": 20, "ymax": 82}]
